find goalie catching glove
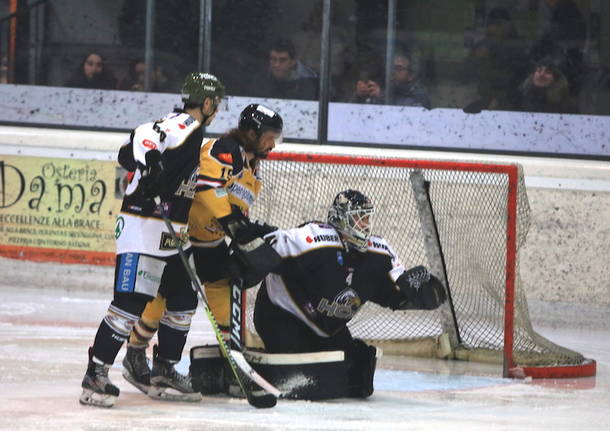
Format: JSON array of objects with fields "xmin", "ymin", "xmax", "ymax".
[
  {"xmin": 396, "ymin": 266, "xmax": 446, "ymax": 310},
  {"xmin": 136, "ymin": 150, "xmax": 167, "ymax": 200},
  {"xmin": 218, "ymin": 208, "xmax": 282, "ymax": 288}
]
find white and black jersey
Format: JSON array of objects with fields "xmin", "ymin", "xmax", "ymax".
[
  {"xmin": 260, "ymin": 222, "xmax": 407, "ymax": 338},
  {"xmin": 115, "ymin": 110, "xmax": 203, "ymax": 257}
]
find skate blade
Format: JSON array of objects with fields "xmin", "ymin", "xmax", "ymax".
[
  {"xmin": 122, "ymin": 369, "xmax": 150, "ymax": 395},
  {"xmin": 147, "ymin": 386, "xmax": 202, "ymax": 402},
  {"xmin": 79, "ymin": 388, "xmax": 117, "ymax": 408}
]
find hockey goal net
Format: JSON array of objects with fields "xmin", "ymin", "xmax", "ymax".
[{"xmin": 247, "ymin": 150, "xmax": 595, "ymax": 379}]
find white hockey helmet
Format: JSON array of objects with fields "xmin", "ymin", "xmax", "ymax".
[{"xmin": 327, "ymin": 189, "xmax": 374, "ymax": 252}]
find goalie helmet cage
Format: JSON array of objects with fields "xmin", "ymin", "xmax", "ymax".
[{"xmin": 247, "ymin": 151, "xmax": 596, "ymax": 379}]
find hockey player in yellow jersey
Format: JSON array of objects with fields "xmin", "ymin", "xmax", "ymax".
[{"xmin": 123, "ymin": 103, "xmax": 283, "ymax": 397}]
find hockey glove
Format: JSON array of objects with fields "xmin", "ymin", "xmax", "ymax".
[
  {"xmin": 136, "ymin": 150, "xmax": 167, "ymax": 200},
  {"xmin": 250, "ymin": 220, "xmax": 279, "ymax": 238},
  {"xmin": 217, "ymin": 208, "xmax": 282, "ymax": 287},
  {"xmin": 117, "ymin": 134, "xmax": 137, "ymax": 171},
  {"xmin": 225, "ymin": 252, "xmax": 267, "ymax": 288},
  {"xmin": 396, "ymin": 265, "xmax": 447, "ymax": 310}
]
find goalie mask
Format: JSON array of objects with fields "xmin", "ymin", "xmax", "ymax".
[{"xmin": 327, "ymin": 190, "xmax": 374, "ymax": 252}]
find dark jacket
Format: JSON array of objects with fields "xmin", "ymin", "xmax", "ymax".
[
  {"xmin": 65, "ymin": 73, "xmax": 116, "ymax": 90},
  {"xmin": 389, "ymin": 80, "xmax": 431, "ymax": 109},
  {"xmin": 349, "ymin": 78, "xmax": 431, "ymax": 109},
  {"xmin": 253, "ymin": 62, "xmax": 318, "ymax": 100},
  {"xmin": 514, "ymin": 69, "xmax": 578, "ymax": 114}
]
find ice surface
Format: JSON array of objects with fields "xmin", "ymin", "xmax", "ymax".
[{"xmin": 0, "ymin": 285, "xmax": 608, "ymax": 431}]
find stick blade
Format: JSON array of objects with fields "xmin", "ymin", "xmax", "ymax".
[{"xmin": 246, "ymin": 391, "xmax": 278, "ymax": 409}]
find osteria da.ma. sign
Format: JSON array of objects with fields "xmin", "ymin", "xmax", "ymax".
[{"xmin": 0, "ymin": 155, "xmax": 122, "ymax": 265}]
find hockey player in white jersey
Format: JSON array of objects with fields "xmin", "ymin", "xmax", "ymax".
[
  {"xmin": 123, "ymin": 104, "xmax": 284, "ymax": 397},
  {"xmin": 250, "ymin": 189, "xmax": 447, "ymax": 399},
  {"xmin": 79, "ymin": 72, "xmax": 224, "ymax": 408}
]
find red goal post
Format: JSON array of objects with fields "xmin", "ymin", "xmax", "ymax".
[{"xmin": 246, "ymin": 150, "xmax": 596, "ymax": 379}]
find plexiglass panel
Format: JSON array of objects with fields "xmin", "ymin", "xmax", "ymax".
[{"xmin": 0, "ymin": 0, "xmax": 608, "ymax": 156}]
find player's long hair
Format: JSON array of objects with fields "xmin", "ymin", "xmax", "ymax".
[{"xmin": 223, "ymin": 128, "xmax": 260, "ymax": 170}]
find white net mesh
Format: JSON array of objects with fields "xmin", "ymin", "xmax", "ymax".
[{"xmin": 247, "ymin": 152, "xmax": 587, "ymax": 368}]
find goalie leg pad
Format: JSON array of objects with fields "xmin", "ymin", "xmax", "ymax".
[
  {"xmin": 346, "ymin": 339, "xmax": 380, "ymax": 398},
  {"xmin": 189, "ymin": 345, "xmax": 227, "ymax": 395},
  {"xmin": 244, "ymin": 350, "xmax": 348, "ymax": 400}
]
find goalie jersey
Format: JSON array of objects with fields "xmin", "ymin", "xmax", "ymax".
[
  {"xmin": 115, "ymin": 110, "xmax": 203, "ymax": 256},
  {"xmin": 188, "ymin": 135, "xmax": 261, "ymax": 245},
  {"xmin": 261, "ymin": 222, "xmax": 407, "ymax": 338}
]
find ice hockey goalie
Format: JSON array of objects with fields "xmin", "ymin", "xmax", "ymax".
[{"xmin": 190, "ymin": 189, "xmax": 446, "ymax": 400}]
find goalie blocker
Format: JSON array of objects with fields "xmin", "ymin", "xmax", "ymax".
[
  {"xmin": 190, "ymin": 340, "xmax": 380, "ymax": 400},
  {"xmin": 218, "ymin": 207, "xmax": 282, "ymax": 287}
]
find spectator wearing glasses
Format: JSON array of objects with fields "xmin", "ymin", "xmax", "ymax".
[{"xmin": 350, "ymin": 49, "xmax": 431, "ymax": 109}]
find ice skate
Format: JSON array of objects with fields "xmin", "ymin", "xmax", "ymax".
[
  {"xmin": 148, "ymin": 345, "xmax": 202, "ymax": 402},
  {"xmin": 79, "ymin": 348, "xmax": 120, "ymax": 408},
  {"xmin": 122, "ymin": 345, "xmax": 151, "ymax": 394}
]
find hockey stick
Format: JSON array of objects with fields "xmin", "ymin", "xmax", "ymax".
[
  {"xmin": 229, "ymin": 277, "xmax": 245, "ymax": 351},
  {"xmin": 409, "ymin": 171, "xmax": 462, "ymax": 348},
  {"xmin": 153, "ymin": 197, "xmax": 280, "ymax": 408}
]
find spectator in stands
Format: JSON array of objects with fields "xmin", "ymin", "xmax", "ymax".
[
  {"xmin": 292, "ymin": 0, "xmax": 355, "ymax": 101},
  {"xmin": 119, "ymin": 59, "xmax": 173, "ymax": 93},
  {"xmin": 528, "ymin": 0, "xmax": 586, "ymax": 96},
  {"xmin": 462, "ymin": 7, "xmax": 528, "ymax": 113},
  {"xmin": 0, "ymin": 55, "xmax": 8, "ymax": 84},
  {"xmin": 513, "ymin": 56, "xmax": 578, "ymax": 114},
  {"xmin": 65, "ymin": 53, "xmax": 117, "ymax": 90},
  {"xmin": 210, "ymin": 0, "xmax": 280, "ymax": 96},
  {"xmin": 349, "ymin": 48, "xmax": 431, "ymax": 109},
  {"xmin": 578, "ymin": 67, "xmax": 610, "ymax": 115},
  {"xmin": 118, "ymin": 0, "xmax": 199, "ymax": 83},
  {"xmin": 252, "ymin": 39, "xmax": 318, "ymax": 101}
]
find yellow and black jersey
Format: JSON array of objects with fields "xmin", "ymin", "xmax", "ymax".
[
  {"xmin": 189, "ymin": 135, "xmax": 262, "ymax": 244},
  {"xmin": 196, "ymin": 135, "xmax": 246, "ymax": 193}
]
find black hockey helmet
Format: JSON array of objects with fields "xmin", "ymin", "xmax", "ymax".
[
  {"xmin": 327, "ymin": 189, "xmax": 374, "ymax": 252},
  {"xmin": 238, "ymin": 104, "xmax": 283, "ymax": 137}
]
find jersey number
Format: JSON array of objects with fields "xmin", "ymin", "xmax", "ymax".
[{"xmin": 220, "ymin": 167, "xmax": 233, "ymax": 180}]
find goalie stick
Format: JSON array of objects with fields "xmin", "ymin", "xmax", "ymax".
[
  {"xmin": 153, "ymin": 197, "xmax": 280, "ymax": 408},
  {"xmin": 229, "ymin": 277, "xmax": 245, "ymax": 352}
]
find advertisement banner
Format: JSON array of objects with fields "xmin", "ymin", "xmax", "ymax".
[{"xmin": 0, "ymin": 155, "xmax": 123, "ymax": 265}]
